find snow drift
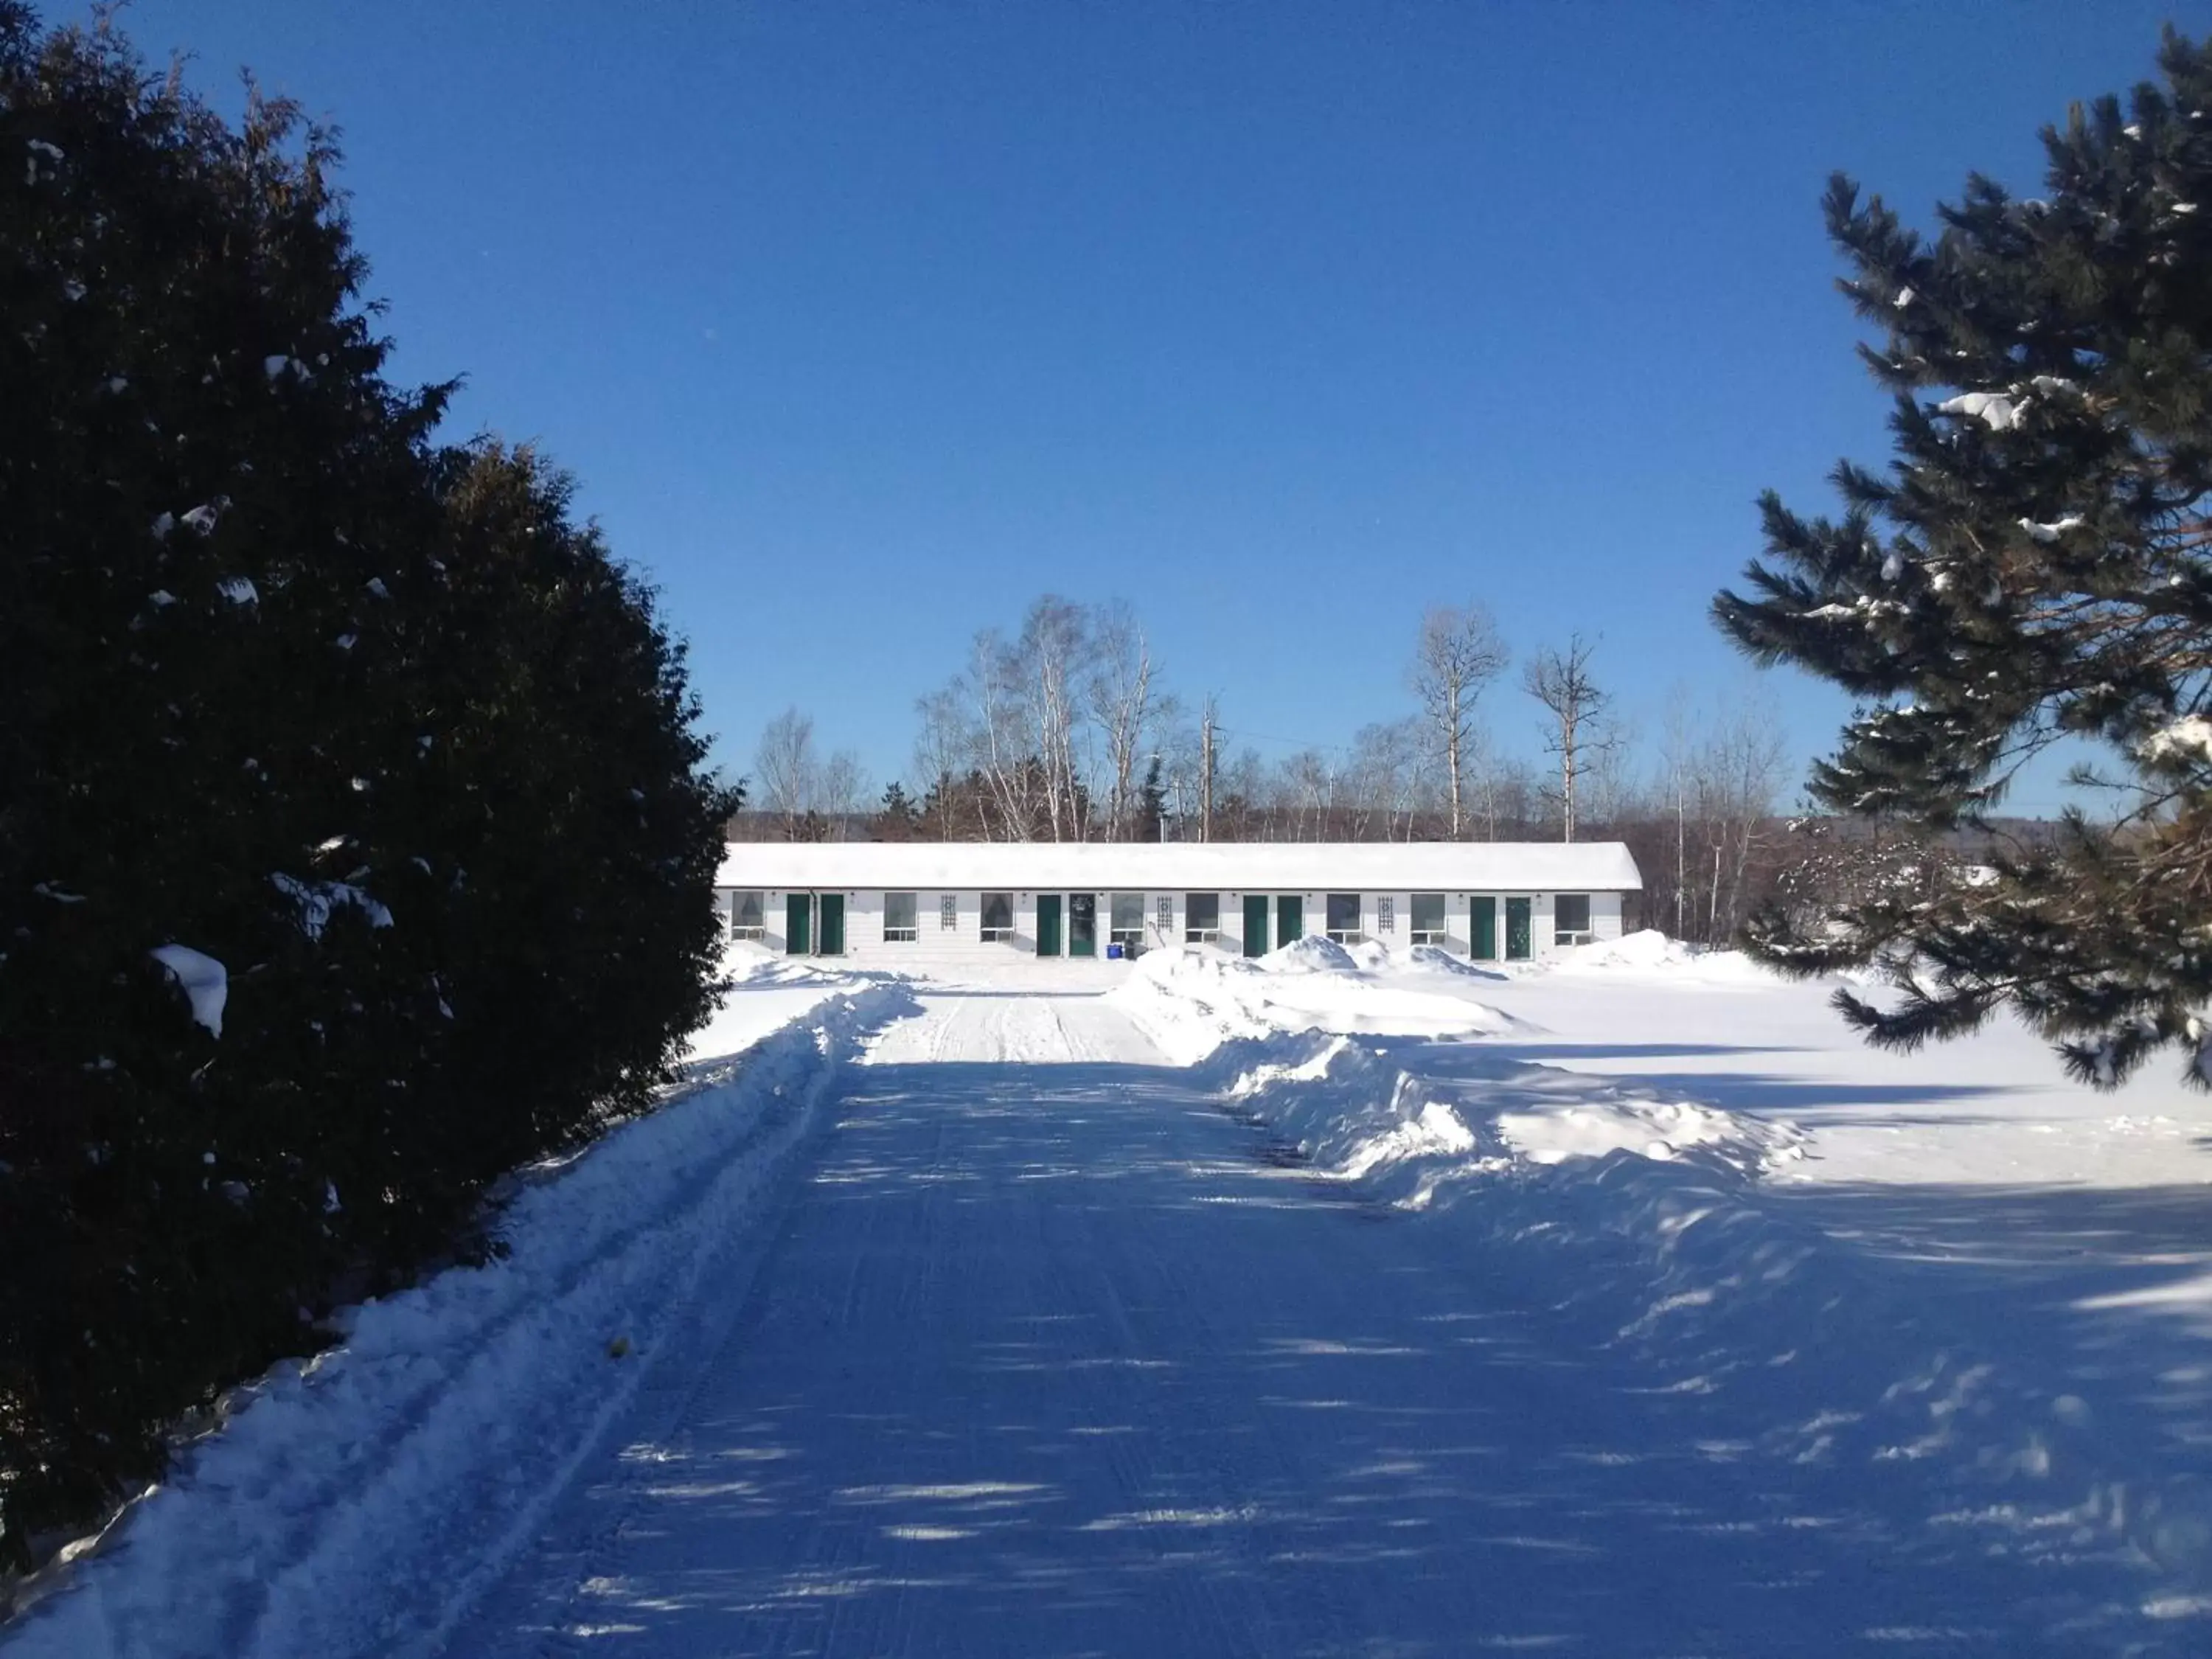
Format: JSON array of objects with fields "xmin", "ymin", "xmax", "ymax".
[
  {"xmin": 1110, "ymin": 944, "xmax": 1524, "ymax": 1065},
  {"xmin": 1125, "ymin": 945, "xmax": 2212, "ymax": 1598}
]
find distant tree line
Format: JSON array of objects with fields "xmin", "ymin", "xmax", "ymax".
[
  {"xmin": 731, "ymin": 593, "xmax": 1831, "ymax": 942},
  {"xmin": 1, "ymin": 10, "xmax": 731, "ymax": 1570}
]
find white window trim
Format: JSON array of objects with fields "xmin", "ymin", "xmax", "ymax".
[
  {"xmin": 730, "ymin": 889, "xmax": 767, "ymax": 942},
  {"xmin": 1408, "ymin": 892, "xmax": 1447, "ymax": 947},
  {"xmin": 883, "ymin": 891, "xmax": 919, "ymax": 943}
]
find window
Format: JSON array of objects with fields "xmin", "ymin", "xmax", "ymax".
[
  {"xmin": 883, "ymin": 891, "xmax": 918, "ymax": 942},
  {"xmin": 1410, "ymin": 892, "xmax": 1447, "ymax": 946},
  {"xmin": 1326, "ymin": 892, "xmax": 1363, "ymax": 944},
  {"xmin": 730, "ymin": 890, "xmax": 765, "ymax": 942},
  {"xmin": 1110, "ymin": 891, "xmax": 1146, "ymax": 949},
  {"xmin": 1377, "ymin": 895, "xmax": 1394, "ymax": 934},
  {"xmin": 939, "ymin": 893, "xmax": 959, "ymax": 931},
  {"xmin": 1185, "ymin": 891, "xmax": 1220, "ymax": 943},
  {"xmin": 1554, "ymin": 893, "xmax": 1593, "ymax": 947},
  {"xmin": 981, "ymin": 891, "xmax": 1015, "ymax": 942}
]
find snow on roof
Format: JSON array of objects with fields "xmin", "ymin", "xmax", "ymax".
[{"xmin": 716, "ymin": 840, "xmax": 1642, "ymax": 893}]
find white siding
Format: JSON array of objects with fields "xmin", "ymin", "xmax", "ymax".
[{"xmin": 714, "ymin": 880, "xmax": 1634, "ymax": 964}]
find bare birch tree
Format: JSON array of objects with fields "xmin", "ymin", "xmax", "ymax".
[
  {"xmin": 1014, "ymin": 597, "xmax": 1088, "ymax": 841},
  {"xmin": 754, "ymin": 707, "xmax": 818, "ymax": 841},
  {"xmin": 817, "ymin": 750, "xmax": 872, "ymax": 840},
  {"xmin": 1523, "ymin": 633, "xmax": 1610, "ymax": 842},
  {"xmin": 1692, "ymin": 698, "xmax": 1787, "ymax": 941},
  {"xmin": 1349, "ymin": 718, "xmax": 1422, "ymax": 841},
  {"xmin": 1412, "ymin": 602, "xmax": 1509, "ymax": 838},
  {"xmin": 1088, "ymin": 601, "xmax": 1171, "ymax": 841},
  {"xmin": 912, "ymin": 686, "xmax": 969, "ymax": 839}
]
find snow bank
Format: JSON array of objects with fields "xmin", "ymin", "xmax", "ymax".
[
  {"xmin": 1260, "ymin": 935, "xmax": 1360, "ymax": 974},
  {"xmin": 1215, "ymin": 1031, "xmax": 1800, "ymax": 1197},
  {"xmin": 1544, "ymin": 928, "xmax": 1775, "ymax": 984},
  {"xmin": 1108, "ymin": 945, "xmax": 1522, "ymax": 1065},
  {"xmin": 4, "ymin": 981, "xmax": 915, "ymax": 1659},
  {"xmin": 1173, "ymin": 1014, "xmax": 2212, "ymax": 1592}
]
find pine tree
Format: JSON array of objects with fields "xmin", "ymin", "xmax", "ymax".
[
  {"xmin": 1714, "ymin": 27, "xmax": 2212, "ymax": 1088},
  {"xmin": 1133, "ymin": 756, "xmax": 1167, "ymax": 842},
  {"xmin": 874, "ymin": 781, "xmax": 921, "ymax": 841}
]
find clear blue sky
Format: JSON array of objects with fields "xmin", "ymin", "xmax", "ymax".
[{"xmin": 74, "ymin": 1, "xmax": 2197, "ymax": 810}]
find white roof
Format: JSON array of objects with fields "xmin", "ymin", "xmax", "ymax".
[{"xmin": 715, "ymin": 841, "xmax": 1641, "ymax": 893}]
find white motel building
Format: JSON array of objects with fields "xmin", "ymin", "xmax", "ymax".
[{"xmin": 712, "ymin": 842, "xmax": 1642, "ymax": 967}]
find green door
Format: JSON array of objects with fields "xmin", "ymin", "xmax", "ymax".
[
  {"xmin": 1068, "ymin": 892, "xmax": 1098, "ymax": 957},
  {"xmin": 785, "ymin": 893, "xmax": 811, "ymax": 955},
  {"xmin": 1505, "ymin": 896, "xmax": 1532, "ymax": 960},
  {"xmin": 1242, "ymin": 894, "xmax": 1269, "ymax": 956},
  {"xmin": 1276, "ymin": 894, "xmax": 1304, "ymax": 948},
  {"xmin": 1472, "ymin": 896, "xmax": 1497, "ymax": 960},
  {"xmin": 1037, "ymin": 894, "xmax": 1062, "ymax": 956},
  {"xmin": 818, "ymin": 892, "xmax": 846, "ymax": 956}
]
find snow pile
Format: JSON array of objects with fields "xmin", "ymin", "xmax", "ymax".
[
  {"xmin": 1260, "ymin": 935, "xmax": 1360, "ymax": 974},
  {"xmin": 1214, "ymin": 1031, "xmax": 1801, "ymax": 1203},
  {"xmin": 1543, "ymin": 928, "xmax": 1775, "ymax": 984},
  {"xmin": 1108, "ymin": 945, "xmax": 1521, "ymax": 1065},
  {"xmin": 1402, "ymin": 942, "xmax": 1506, "ymax": 979},
  {"xmin": 5, "ymin": 982, "xmax": 914, "ymax": 1659},
  {"xmin": 1166, "ymin": 1012, "xmax": 2212, "ymax": 1589}
]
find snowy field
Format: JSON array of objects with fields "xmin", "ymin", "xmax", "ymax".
[{"xmin": 10, "ymin": 933, "xmax": 2212, "ymax": 1655}]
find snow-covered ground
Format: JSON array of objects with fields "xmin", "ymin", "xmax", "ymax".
[
  {"xmin": 3, "ymin": 966, "xmax": 915, "ymax": 1659},
  {"xmin": 12, "ymin": 932, "xmax": 2212, "ymax": 1655},
  {"xmin": 679, "ymin": 944, "xmax": 873, "ymax": 1068}
]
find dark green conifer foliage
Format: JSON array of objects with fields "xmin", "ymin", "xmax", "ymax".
[
  {"xmin": 0, "ymin": 9, "xmax": 733, "ymax": 1563},
  {"xmin": 1714, "ymin": 27, "xmax": 2212, "ymax": 1089},
  {"xmin": 873, "ymin": 782, "xmax": 920, "ymax": 841}
]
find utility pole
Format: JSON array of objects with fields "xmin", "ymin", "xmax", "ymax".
[
  {"xmin": 1674, "ymin": 769, "xmax": 1686, "ymax": 941},
  {"xmin": 1199, "ymin": 695, "xmax": 1217, "ymax": 844}
]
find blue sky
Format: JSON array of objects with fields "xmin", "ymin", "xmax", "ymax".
[{"xmin": 80, "ymin": 1, "xmax": 2194, "ymax": 808}]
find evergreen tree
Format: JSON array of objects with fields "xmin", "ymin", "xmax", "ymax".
[
  {"xmin": 1133, "ymin": 756, "xmax": 1167, "ymax": 842},
  {"xmin": 0, "ymin": 10, "xmax": 732, "ymax": 1561},
  {"xmin": 1714, "ymin": 27, "xmax": 2212, "ymax": 1088},
  {"xmin": 873, "ymin": 781, "xmax": 920, "ymax": 841}
]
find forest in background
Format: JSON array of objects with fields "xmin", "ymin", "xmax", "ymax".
[{"xmin": 728, "ymin": 592, "xmax": 1907, "ymax": 947}]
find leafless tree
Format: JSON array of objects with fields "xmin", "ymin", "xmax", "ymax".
[
  {"xmin": 912, "ymin": 686, "xmax": 970, "ymax": 839},
  {"xmin": 1088, "ymin": 602, "xmax": 1174, "ymax": 841},
  {"xmin": 1692, "ymin": 698, "xmax": 1788, "ymax": 939},
  {"xmin": 754, "ymin": 707, "xmax": 818, "ymax": 841},
  {"xmin": 1412, "ymin": 602, "xmax": 1510, "ymax": 838},
  {"xmin": 1638, "ymin": 684, "xmax": 1789, "ymax": 940},
  {"xmin": 1523, "ymin": 633, "xmax": 1610, "ymax": 842},
  {"xmin": 817, "ymin": 750, "xmax": 872, "ymax": 839},
  {"xmin": 1013, "ymin": 597, "xmax": 1088, "ymax": 841},
  {"xmin": 1348, "ymin": 718, "xmax": 1422, "ymax": 841}
]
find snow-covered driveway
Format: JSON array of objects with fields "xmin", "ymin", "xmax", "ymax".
[{"xmin": 439, "ymin": 986, "xmax": 2137, "ymax": 1657}]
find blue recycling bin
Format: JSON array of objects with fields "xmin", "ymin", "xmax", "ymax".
[{"xmin": 1106, "ymin": 942, "xmax": 1124, "ymax": 960}]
